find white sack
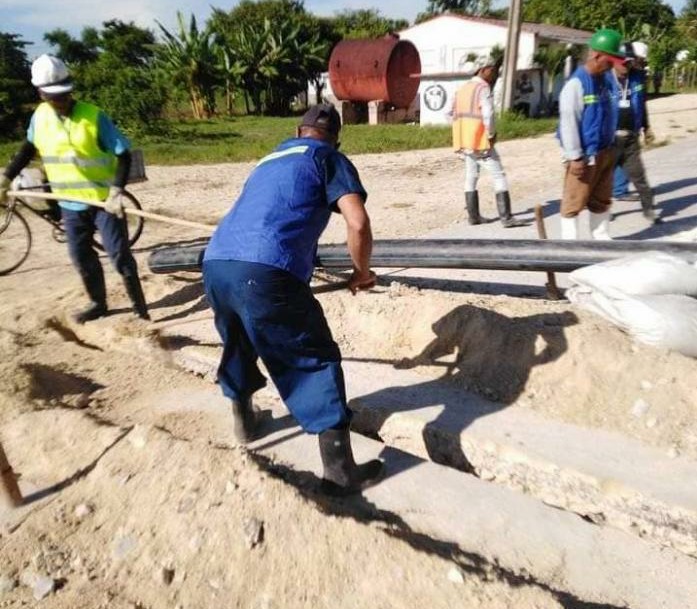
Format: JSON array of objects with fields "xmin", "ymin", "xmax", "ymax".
[
  {"xmin": 567, "ymin": 286, "xmax": 697, "ymax": 357},
  {"xmin": 569, "ymin": 251, "xmax": 697, "ymax": 297}
]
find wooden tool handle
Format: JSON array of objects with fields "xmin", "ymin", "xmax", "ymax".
[{"xmin": 8, "ymin": 190, "xmax": 216, "ymax": 233}]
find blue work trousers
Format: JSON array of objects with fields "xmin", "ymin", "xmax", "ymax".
[
  {"xmin": 202, "ymin": 259, "xmax": 350, "ymax": 434},
  {"xmin": 61, "ymin": 207, "xmax": 137, "ymax": 305}
]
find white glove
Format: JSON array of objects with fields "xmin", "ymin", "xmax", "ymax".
[
  {"xmin": 0, "ymin": 175, "xmax": 10, "ymax": 205},
  {"xmin": 105, "ymin": 186, "xmax": 125, "ymax": 218}
]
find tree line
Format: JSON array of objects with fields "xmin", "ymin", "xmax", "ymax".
[{"xmin": 1, "ymin": 0, "xmax": 696, "ymax": 140}]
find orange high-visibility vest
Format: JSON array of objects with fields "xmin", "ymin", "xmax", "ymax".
[{"xmin": 452, "ymin": 81, "xmax": 490, "ymax": 152}]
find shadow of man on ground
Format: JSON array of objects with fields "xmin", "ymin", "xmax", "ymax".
[{"xmin": 347, "ymin": 304, "xmax": 578, "ymax": 472}]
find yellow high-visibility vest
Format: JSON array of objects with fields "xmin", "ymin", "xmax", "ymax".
[
  {"xmin": 452, "ymin": 81, "xmax": 490, "ymax": 152},
  {"xmin": 32, "ymin": 101, "xmax": 116, "ymax": 202}
]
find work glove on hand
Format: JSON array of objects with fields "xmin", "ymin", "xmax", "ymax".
[
  {"xmin": 105, "ymin": 186, "xmax": 125, "ymax": 219},
  {"xmin": 0, "ymin": 175, "xmax": 10, "ymax": 205},
  {"xmin": 644, "ymin": 128, "xmax": 656, "ymax": 145}
]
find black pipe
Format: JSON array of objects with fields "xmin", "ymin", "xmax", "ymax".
[{"xmin": 147, "ymin": 239, "xmax": 697, "ymax": 275}]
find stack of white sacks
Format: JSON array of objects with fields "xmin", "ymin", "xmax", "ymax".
[{"xmin": 567, "ymin": 252, "xmax": 697, "ymax": 357}]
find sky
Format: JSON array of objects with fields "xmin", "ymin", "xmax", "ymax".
[{"xmin": 0, "ymin": 0, "xmax": 689, "ymax": 59}]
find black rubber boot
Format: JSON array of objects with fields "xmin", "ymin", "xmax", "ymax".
[
  {"xmin": 318, "ymin": 425, "xmax": 383, "ymax": 496},
  {"xmin": 465, "ymin": 191, "xmax": 482, "ymax": 225},
  {"xmin": 74, "ymin": 268, "xmax": 107, "ymax": 324},
  {"xmin": 496, "ymin": 191, "xmax": 526, "ymax": 228},
  {"xmin": 230, "ymin": 397, "xmax": 258, "ymax": 444},
  {"xmin": 73, "ymin": 302, "xmax": 107, "ymax": 324},
  {"xmin": 123, "ymin": 272, "xmax": 150, "ymax": 320}
]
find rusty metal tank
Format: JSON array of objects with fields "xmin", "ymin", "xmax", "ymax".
[{"xmin": 328, "ymin": 37, "xmax": 421, "ymax": 108}]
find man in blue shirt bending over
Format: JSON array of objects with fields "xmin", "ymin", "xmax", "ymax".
[{"xmin": 203, "ymin": 104, "xmax": 383, "ymax": 496}]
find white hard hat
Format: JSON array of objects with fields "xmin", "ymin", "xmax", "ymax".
[
  {"xmin": 31, "ymin": 54, "xmax": 73, "ymax": 95},
  {"xmin": 462, "ymin": 55, "xmax": 497, "ymax": 76},
  {"xmin": 632, "ymin": 41, "xmax": 648, "ymax": 60}
]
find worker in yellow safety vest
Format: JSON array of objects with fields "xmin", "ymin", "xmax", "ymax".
[
  {"xmin": 0, "ymin": 55, "xmax": 149, "ymax": 323},
  {"xmin": 451, "ymin": 56, "xmax": 525, "ymax": 228}
]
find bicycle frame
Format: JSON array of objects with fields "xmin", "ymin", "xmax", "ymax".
[
  {"xmin": 11, "ymin": 189, "xmax": 63, "ymax": 231},
  {"xmin": 1, "ymin": 187, "xmax": 144, "ymax": 276}
]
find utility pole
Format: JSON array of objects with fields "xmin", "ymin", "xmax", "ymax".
[{"xmin": 501, "ymin": 0, "xmax": 523, "ymax": 113}]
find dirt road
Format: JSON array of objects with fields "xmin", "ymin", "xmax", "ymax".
[{"xmin": 1, "ymin": 94, "xmax": 696, "ymax": 608}]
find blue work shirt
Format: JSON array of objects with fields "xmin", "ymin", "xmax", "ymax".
[
  {"xmin": 204, "ymin": 137, "xmax": 367, "ymax": 283},
  {"xmin": 27, "ymin": 107, "xmax": 131, "ymax": 211}
]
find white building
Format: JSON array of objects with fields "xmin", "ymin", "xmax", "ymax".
[{"xmin": 398, "ymin": 14, "xmax": 592, "ymax": 125}]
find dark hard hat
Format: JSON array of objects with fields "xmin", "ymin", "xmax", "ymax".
[
  {"xmin": 589, "ymin": 28, "xmax": 624, "ymax": 57},
  {"xmin": 300, "ymin": 104, "xmax": 341, "ymax": 136}
]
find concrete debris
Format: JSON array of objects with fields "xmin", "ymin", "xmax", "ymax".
[
  {"xmin": 20, "ymin": 570, "xmax": 55, "ymax": 601},
  {"xmin": 128, "ymin": 424, "xmax": 151, "ymax": 449},
  {"xmin": 242, "ymin": 517, "xmax": 264, "ymax": 549},
  {"xmin": 74, "ymin": 503, "xmax": 93, "ymax": 519},
  {"xmin": 0, "ymin": 574, "xmax": 17, "ymax": 595},
  {"xmin": 631, "ymin": 398, "xmax": 651, "ymax": 418},
  {"xmin": 112, "ymin": 534, "xmax": 138, "ymax": 560},
  {"xmin": 447, "ymin": 566, "xmax": 465, "ymax": 584}
]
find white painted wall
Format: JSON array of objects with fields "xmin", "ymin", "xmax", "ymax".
[
  {"xmin": 399, "ymin": 16, "xmax": 537, "ymax": 74},
  {"xmin": 399, "ymin": 16, "xmax": 542, "ymax": 125}
]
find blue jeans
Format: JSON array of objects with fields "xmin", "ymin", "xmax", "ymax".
[
  {"xmin": 61, "ymin": 207, "xmax": 138, "ymax": 305},
  {"xmin": 202, "ymin": 259, "xmax": 349, "ymax": 434},
  {"xmin": 613, "ymin": 165, "xmax": 629, "ymax": 197}
]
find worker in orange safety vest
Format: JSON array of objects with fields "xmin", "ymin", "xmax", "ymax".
[{"xmin": 451, "ymin": 55, "xmax": 525, "ymax": 228}]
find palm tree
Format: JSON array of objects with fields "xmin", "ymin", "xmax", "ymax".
[{"xmin": 155, "ymin": 12, "xmax": 220, "ymax": 119}]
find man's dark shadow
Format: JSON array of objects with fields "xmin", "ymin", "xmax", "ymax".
[
  {"xmin": 613, "ymin": 193, "xmax": 697, "ymax": 239},
  {"xmin": 346, "ymin": 304, "xmax": 578, "ymax": 474},
  {"xmin": 521, "ymin": 199, "xmax": 560, "ymax": 219},
  {"xmin": 652, "ymin": 176, "xmax": 697, "ymax": 196}
]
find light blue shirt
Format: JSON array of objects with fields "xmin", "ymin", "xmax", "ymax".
[{"xmin": 27, "ymin": 107, "xmax": 130, "ymax": 211}]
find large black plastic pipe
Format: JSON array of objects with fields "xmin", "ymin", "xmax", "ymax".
[{"xmin": 148, "ymin": 239, "xmax": 697, "ymax": 275}]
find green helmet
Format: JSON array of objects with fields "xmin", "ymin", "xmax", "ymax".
[{"xmin": 589, "ymin": 28, "xmax": 624, "ymax": 57}]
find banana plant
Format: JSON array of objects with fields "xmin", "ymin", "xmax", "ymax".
[{"xmin": 155, "ymin": 12, "xmax": 220, "ymax": 118}]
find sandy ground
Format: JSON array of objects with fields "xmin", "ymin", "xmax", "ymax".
[{"xmin": 1, "ymin": 94, "xmax": 696, "ymax": 607}]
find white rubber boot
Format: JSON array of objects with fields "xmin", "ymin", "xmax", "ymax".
[
  {"xmin": 560, "ymin": 216, "xmax": 579, "ymax": 240},
  {"xmin": 589, "ymin": 211, "xmax": 613, "ymax": 240}
]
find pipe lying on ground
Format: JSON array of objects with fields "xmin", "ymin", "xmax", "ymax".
[{"xmin": 148, "ymin": 239, "xmax": 697, "ymax": 275}]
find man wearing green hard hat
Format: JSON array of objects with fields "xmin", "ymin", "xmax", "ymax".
[{"xmin": 558, "ymin": 28, "xmax": 625, "ymax": 240}]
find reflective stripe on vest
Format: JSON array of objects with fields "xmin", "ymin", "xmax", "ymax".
[
  {"xmin": 452, "ymin": 81, "xmax": 490, "ymax": 151},
  {"xmin": 32, "ymin": 101, "xmax": 116, "ymax": 202}
]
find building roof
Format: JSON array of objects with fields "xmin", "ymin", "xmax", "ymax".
[{"xmin": 405, "ymin": 13, "xmax": 592, "ymax": 46}]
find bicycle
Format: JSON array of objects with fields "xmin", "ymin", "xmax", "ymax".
[
  {"xmin": 0, "ymin": 189, "xmax": 144, "ymax": 276},
  {"xmin": 0, "ymin": 152, "xmax": 147, "ymax": 276}
]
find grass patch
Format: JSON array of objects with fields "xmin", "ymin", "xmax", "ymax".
[{"xmin": 0, "ymin": 113, "xmax": 558, "ymax": 167}]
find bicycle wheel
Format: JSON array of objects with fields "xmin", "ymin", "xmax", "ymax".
[
  {"xmin": 0, "ymin": 203, "xmax": 32, "ymax": 276},
  {"xmin": 94, "ymin": 190, "xmax": 145, "ymax": 251}
]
